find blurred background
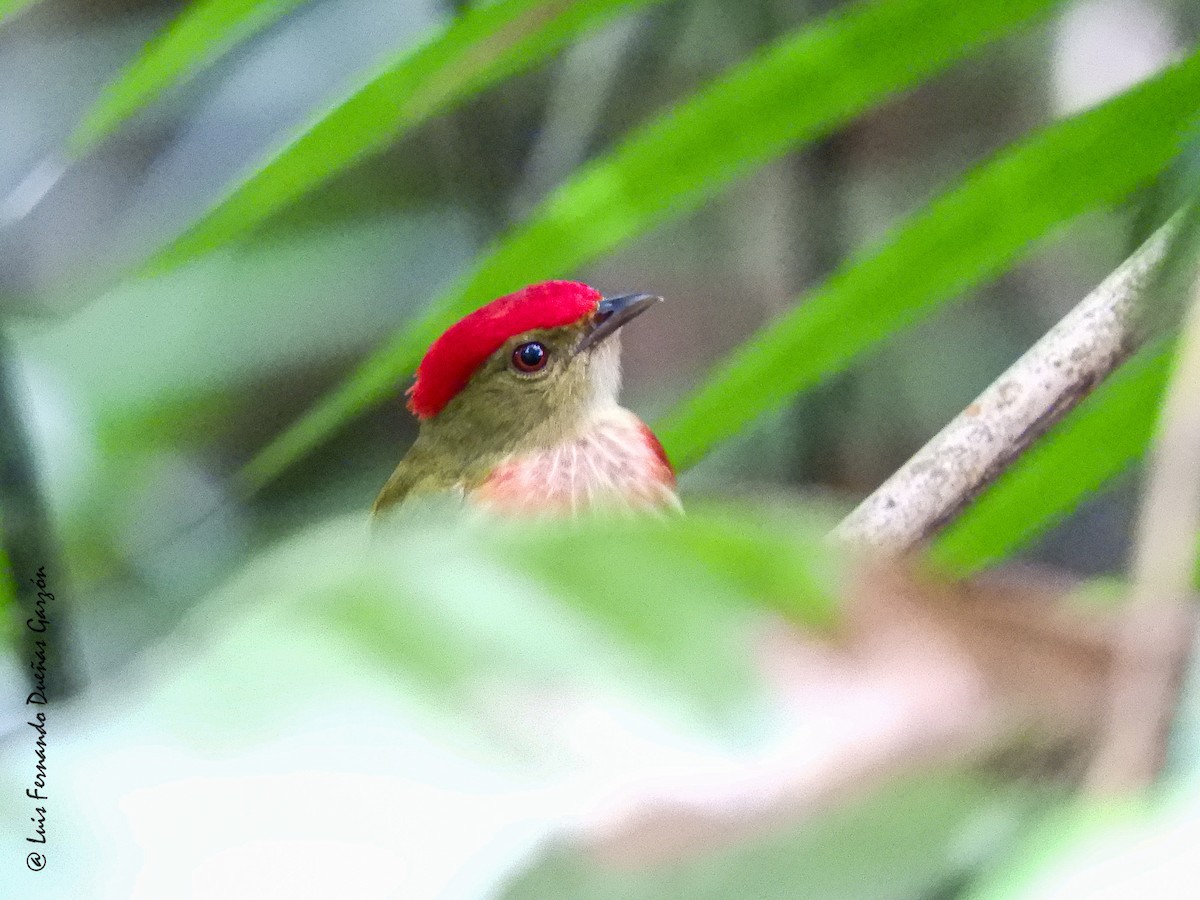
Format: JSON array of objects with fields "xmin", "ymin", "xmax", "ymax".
[{"xmin": 2, "ymin": 0, "xmax": 1200, "ymax": 896}]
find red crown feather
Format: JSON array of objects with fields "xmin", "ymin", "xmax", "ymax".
[{"xmin": 406, "ymin": 280, "xmax": 602, "ymax": 420}]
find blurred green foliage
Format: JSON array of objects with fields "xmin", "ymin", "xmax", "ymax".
[
  {"xmin": 0, "ymin": 0, "xmax": 37, "ymax": 27},
  {"xmin": 4, "ymin": 0, "xmax": 1200, "ymax": 897},
  {"xmin": 503, "ymin": 773, "xmax": 1043, "ymax": 900},
  {"xmin": 70, "ymin": 0, "xmax": 310, "ymax": 151},
  {"xmin": 661, "ymin": 54, "xmax": 1200, "ymax": 470},
  {"xmin": 0, "ymin": 541, "xmax": 15, "ymax": 647},
  {"xmin": 239, "ymin": 0, "xmax": 1070, "ymax": 489},
  {"xmin": 201, "ymin": 502, "xmax": 840, "ymax": 722},
  {"xmin": 149, "ymin": 0, "xmax": 669, "ymax": 270}
]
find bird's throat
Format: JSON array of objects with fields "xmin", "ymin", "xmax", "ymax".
[{"xmin": 470, "ymin": 407, "xmax": 678, "ymax": 515}]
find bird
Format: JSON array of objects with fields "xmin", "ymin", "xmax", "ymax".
[{"xmin": 372, "ymin": 280, "xmax": 679, "ymax": 517}]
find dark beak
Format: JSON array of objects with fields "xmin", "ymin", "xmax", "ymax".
[{"xmin": 576, "ymin": 293, "xmax": 662, "ymax": 353}]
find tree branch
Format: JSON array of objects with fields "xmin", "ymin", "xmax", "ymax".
[{"xmin": 835, "ymin": 219, "xmax": 1178, "ymax": 553}]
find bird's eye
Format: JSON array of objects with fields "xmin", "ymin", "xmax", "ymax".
[{"xmin": 512, "ymin": 341, "xmax": 549, "ymax": 373}]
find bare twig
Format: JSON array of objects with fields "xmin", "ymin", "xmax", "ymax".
[
  {"xmin": 1086, "ymin": 265, "xmax": 1200, "ymax": 794},
  {"xmin": 835, "ymin": 219, "xmax": 1178, "ymax": 553}
]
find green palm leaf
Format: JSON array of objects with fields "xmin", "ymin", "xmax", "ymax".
[
  {"xmin": 238, "ymin": 0, "xmax": 1069, "ymax": 491},
  {"xmin": 150, "ymin": 0, "xmax": 669, "ymax": 270},
  {"xmin": 657, "ymin": 54, "xmax": 1200, "ymax": 470},
  {"xmin": 70, "ymin": 0, "xmax": 311, "ymax": 153}
]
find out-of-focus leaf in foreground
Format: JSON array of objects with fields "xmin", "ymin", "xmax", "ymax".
[
  {"xmin": 658, "ymin": 55, "xmax": 1200, "ymax": 471},
  {"xmin": 238, "ymin": 0, "xmax": 1069, "ymax": 491},
  {"xmin": 964, "ymin": 794, "xmax": 1188, "ymax": 900},
  {"xmin": 150, "ymin": 0, "xmax": 669, "ymax": 270},
  {"xmin": 501, "ymin": 773, "xmax": 1040, "ymax": 900},
  {"xmin": 929, "ymin": 340, "xmax": 1176, "ymax": 575},
  {"xmin": 70, "ymin": 0, "xmax": 310, "ymax": 153},
  {"xmin": 496, "ymin": 502, "xmax": 841, "ymax": 643},
  {"xmin": 204, "ymin": 502, "xmax": 842, "ymax": 724}
]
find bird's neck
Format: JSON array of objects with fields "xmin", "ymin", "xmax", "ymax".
[{"xmin": 469, "ymin": 406, "xmax": 679, "ymax": 515}]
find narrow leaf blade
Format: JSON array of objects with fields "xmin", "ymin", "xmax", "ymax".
[
  {"xmin": 71, "ymin": 0, "xmax": 310, "ymax": 153},
  {"xmin": 239, "ymin": 0, "xmax": 1069, "ymax": 491},
  {"xmin": 657, "ymin": 53, "xmax": 1200, "ymax": 470},
  {"xmin": 151, "ymin": 0, "xmax": 667, "ymax": 269}
]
